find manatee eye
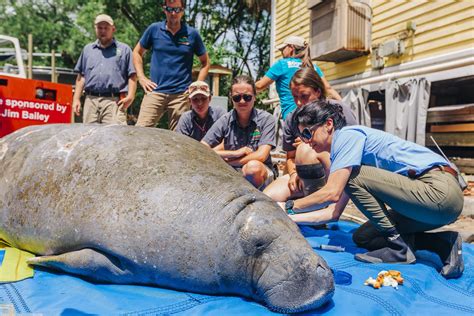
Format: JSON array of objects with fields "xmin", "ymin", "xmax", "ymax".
[{"xmin": 239, "ymin": 215, "xmax": 278, "ymax": 256}]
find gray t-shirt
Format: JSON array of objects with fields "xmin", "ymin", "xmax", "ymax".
[
  {"xmin": 203, "ymin": 108, "xmax": 276, "ymax": 168},
  {"xmin": 74, "ymin": 39, "xmax": 135, "ymax": 94},
  {"xmin": 282, "ymin": 99, "xmax": 358, "ymax": 152},
  {"xmin": 176, "ymin": 106, "xmax": 227, "ymax": 141}
]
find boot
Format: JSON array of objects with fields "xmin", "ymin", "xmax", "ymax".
[
  {"xmin": 355, "ymin": 229, "xmax": 416, "ymax": 264},
  {"xmin": 296, "ymin": 164, "xmax": 326, "ymax": 196},
  {"xmin": 415, "ymin": 231, "xmax": 464, "ymax": 279}
]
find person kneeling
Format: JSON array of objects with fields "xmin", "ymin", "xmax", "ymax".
[{"xmin": 282, "ymin": 99, "xmax": 464, "ymax": 279}]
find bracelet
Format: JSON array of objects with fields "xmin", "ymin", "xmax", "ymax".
[{"xmin": 289, "ymin": 171, "xmax": 297, "ymax": 177}]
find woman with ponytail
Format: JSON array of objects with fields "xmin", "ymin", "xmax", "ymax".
[
  {"xmin": 256, "ymin": 35, "xmax": 341, "ymax": 120},
  {"xmin": 285, "ymin": 99, "xmax": 464, "ymax": 279},
  {"xmin": 263, "ymin": 67, "xmax": 356, "ymax": 203}
]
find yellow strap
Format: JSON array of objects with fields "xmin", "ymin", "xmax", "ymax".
[{"xmin": 0, "ymin": 247, "xmax": 35, "ymax": 282}]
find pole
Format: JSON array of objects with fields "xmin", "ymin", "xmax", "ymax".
[
  {"xmin": 27, "ymin": 34, "xmax": 33, "ymax": 79},
  {"xmin": 51, "ymin": 49, "xmax": 56, "ymax": 83}
]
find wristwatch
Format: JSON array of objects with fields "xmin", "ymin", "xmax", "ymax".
[{"xmin": 285, "ymin": 200, "xmax": 295, "ymax": 215}]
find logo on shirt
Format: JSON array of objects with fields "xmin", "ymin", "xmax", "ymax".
[
  {"xmin": 250, "ymin": 128, "xmax": 262, "ymax": 143},
  {"xmin": 287, "ymin": 60, "xmax": 302, "ymax": 68},
  {"xmin": 177, "ymin": 36, "xmax": 190, "ymax": 45}
]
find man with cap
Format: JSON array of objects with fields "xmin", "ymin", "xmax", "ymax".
[
  {"xmin": 175, "ymin": 81, "xmax": 226, "ymax": 141},
  {"xmin": 256, "ymin": 35, "xmax": 341, "ymax": 120},
  {"xmin": 73, "ymin": 14, "xmax": 137, "ymax": 124},
  {"xmin": 132, "ymin": 0, "xmax": 210, "ymax": 131}
]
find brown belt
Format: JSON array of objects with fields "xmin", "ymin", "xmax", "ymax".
[
  {"xmin": 409, "ymin": 165, "xmax": 458, "ymax": 179},
  {"xmin": 432, "ymin": 165, "xmax": 458, "ymax": 178}
]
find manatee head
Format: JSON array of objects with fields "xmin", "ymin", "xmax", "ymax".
[{"xmin": 233, "ymin": 196, "xmax": 335, "ymax": 313}]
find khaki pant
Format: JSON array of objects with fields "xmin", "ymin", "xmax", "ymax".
[
  {"xmin": 345, "ymin": 165, "xmax": 463, "ymax": 233},
  {"xmin": 83, "ymin": 96, "xmax": 127, "ymax": 125},
  {"xmin": 136, "ymin": 91, "xmax": 190, "ymax": 131}
]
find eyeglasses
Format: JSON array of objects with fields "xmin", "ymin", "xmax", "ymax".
[
  {"xmin": 299, "ymin": 124, "xmax": 319, "ymax": 142},
  {"xmin": 231, "ymin": 94, "xmax": 253, "ymax": 103},
  {"xmin": 163, "ymin": 6, "xmax": 185, "ymax": 13}
]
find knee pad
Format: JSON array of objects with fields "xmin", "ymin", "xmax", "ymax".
[{"xmin": 296, "ymin": 163, "xmax": 326, "ymax": 196}]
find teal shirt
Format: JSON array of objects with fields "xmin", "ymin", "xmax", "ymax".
[{"xmin": 265, "ymin": 58, "xmax": 324, "ymax": 120}]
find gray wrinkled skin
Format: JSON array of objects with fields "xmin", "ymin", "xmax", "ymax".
[{"xmin": 0, "ymin": 124, "xmax": 334, "ymax": 313}]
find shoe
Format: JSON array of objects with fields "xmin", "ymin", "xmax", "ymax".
[
  {"xmin": 437, "ymin": 232, "xmax": 464, "ymax": 279},
  {"xmin": 355, "ymin": 233, "xmax": 416, "ymax": 264},
  {"xmin": 414, "ymin": 231, "xmax": 464, "ymax": 279}
]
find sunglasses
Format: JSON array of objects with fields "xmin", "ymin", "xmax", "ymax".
[
  {"xmin": 231, "ymin": 94, "xmax": 253, "ymax": 103},
  {"xmin": 299, "ymin": 124, "xmax": 319, "ymax": 142},
  {"xmin": 189, "ymin": 84, "xmax": 209, "ymax": 93},
  {"xmin": 163, "ymin": 6, "xmax": 184, "ymax": 13}
]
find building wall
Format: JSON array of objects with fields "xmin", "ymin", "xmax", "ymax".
[
  {"xmin": 274, "ymin": 0, "xmax": 474, "ymax": 80},
  {"xmin": 274, "ymin": 0, "xmax": 311, "ymax": 61}
]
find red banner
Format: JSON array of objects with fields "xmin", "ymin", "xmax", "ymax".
[{"xmin": 0, "ymin": 75, "xmax": 73, "ymax": 138}]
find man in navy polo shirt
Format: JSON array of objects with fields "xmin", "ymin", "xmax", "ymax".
[
  {"xmin": 133, "ymin": 0, "xmax": 210, "ymax": 130},
  {"xmin": 73, "ymin": 14, "xmax": 137, "ymax": 124}
]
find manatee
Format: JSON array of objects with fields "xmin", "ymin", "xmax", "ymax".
[{"xmin": 0, "ymin": 124, "xmax": 334, "ymax": 313}]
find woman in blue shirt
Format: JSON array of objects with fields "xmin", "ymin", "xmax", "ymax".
[
  {"xmin": 255, "ymin": 35, "xmax": 341, "ymax": 120},
  {"xmin": 284, "ymin": 99, "xmax": 464, "ymax": 279}
]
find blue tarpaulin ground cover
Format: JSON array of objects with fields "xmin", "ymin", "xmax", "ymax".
[{"xmin": 0, "ymin": 221, "xmax": 472, "ymax": 315}]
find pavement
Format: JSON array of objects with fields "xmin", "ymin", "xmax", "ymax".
[{"xmin": 341, "ymin": 198, "xmax": 474, "ymax": 244}]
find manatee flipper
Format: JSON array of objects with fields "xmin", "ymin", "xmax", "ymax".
[{"xmin": 27, "ymin": 248, "xmax": 135, "ymax": 283}]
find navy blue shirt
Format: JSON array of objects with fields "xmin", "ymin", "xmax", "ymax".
[
  {"xmin": 282, "ymin": 99, "xmax": 357, "ymax": 152},
  {"xmin": 202, "ymin": 108, "xmax": 276, "ymax": 168},
  {"xmin": 139, "ymin": 21, "xmax": 207, "ymax": 94},
  {"xmin": 74, "ymin": 39, "xmax": 135, "ymax": 93},
  {"xmin": 176, "ymin": 106, "xmax": 227, "ymax": 141},
  {"xmin": 330, "ymin": 125, "xmax": 449, "ymax": 176}
]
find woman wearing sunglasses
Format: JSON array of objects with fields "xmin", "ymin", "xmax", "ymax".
[
  {"xmin": 287, "ymin": 99, "xmax": 464, "ymax": 279},
  {"xmin": 264, "ymin": 67, "xmax": 357, "ymax": 202},
  {"xmin": 255, "ymin": 36, "xmax": 341, "ymax": 120},
  {"xmin": 201, "ymin": 75, "xmax": 276, "ymax": 189}
]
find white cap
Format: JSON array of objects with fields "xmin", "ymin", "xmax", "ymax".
[
  {"xmin": 276, "ymin": 35, "xmax": 306, "ymax": 50},
  {"xmin": 188, "ymin": 81, "xmax": 211, "ymax": 98},
  {"xmin": 95, "ymin": 14, "xmax": 114, "ymax": 26}
]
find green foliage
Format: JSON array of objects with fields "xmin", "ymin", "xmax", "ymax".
[{"xmin": 0, "ymin": 0, "xmax": 272, "ymax": 113}]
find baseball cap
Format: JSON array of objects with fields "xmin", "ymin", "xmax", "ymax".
[
  {"xmin": 95, "ymin": 14, "xmax": 114, "ymax": 26},
  {"xmin": 276, "ymin": 35, "xmax": 306, "ymax": 50},
  {"xmin": 188, "ymin": 81, "xmax": 211, "ymax": 98}
]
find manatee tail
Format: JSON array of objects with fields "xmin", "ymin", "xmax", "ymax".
[{"xmin": 27, "ymin": 248, "xmax": 135, "ymax": 283}]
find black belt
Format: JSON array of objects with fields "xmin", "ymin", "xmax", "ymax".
[
  {"xmin": 85, "ymin": 91, "xmax": 119, "ymax": 97},
  {"xmin": 408, "ymin": 165, "xmax": 458, "ymax": 179}
]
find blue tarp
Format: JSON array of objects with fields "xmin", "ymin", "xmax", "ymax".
[{"xmin": 0, "ymin": 221, "xmax": 473, "ymax": 315}]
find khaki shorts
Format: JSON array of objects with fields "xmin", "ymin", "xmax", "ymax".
[
  {"xmin": 136, "ymin": 91, "xmax": 190, "ymax": 130},
  {"xmin": 83, "ymin": 96, "xmax": 127, "ymax": 125}
]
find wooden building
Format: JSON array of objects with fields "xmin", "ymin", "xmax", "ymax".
[{"xmin": 270, "ymin": 0, "xmax": 474, "ymax": 169}]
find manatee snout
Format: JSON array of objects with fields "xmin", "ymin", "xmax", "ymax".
[
  {"xmin": 237, "ymin": 200, "xmax": 334, "ymax": 313},
  {"xmin": 258, "ymin": 253, "xmax": 334, "ymax": 313}
]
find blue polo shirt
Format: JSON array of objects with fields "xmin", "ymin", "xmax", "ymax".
[
  {"xmin": 74, "ymin": 39, "xmax": 135, "ymax": 93},
  {"xmin": 140, "ymin": 21, "xmax": 207, "ymax": 94},
  {"xmin": 329, "ymin": 125, "xmax": 449, "ymax": 176},
  {"xmin": 265, "ymin": 58, "xmax": 324, "ymax": 120}
]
